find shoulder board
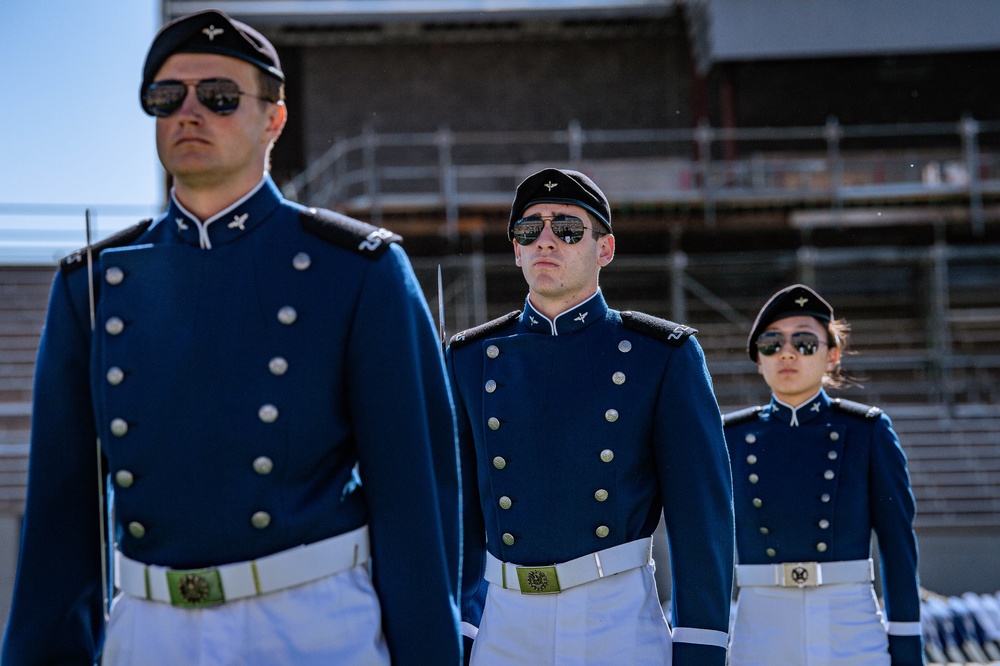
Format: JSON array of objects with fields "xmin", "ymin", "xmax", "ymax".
[
  {"xmin": 60, "ymin": 219, "xmax": 153, "ymax": 273},
  {"xmin": 722, "ymin": 405, "xmax": 763, "ymax": 428},
  {"xmin": 831, "ymin": 398, "xmax": 884, "ymax": 420},
  {"xmin": 620, "ymin": 311, "xmax": 697, "ymax": 347},
  {"xmin": 448, "ymin": 311, "xmax": 520, "ymax": 350},
  {"xmin": 299, "ymin": 207, "xmax": 402, "ymax": 258}
]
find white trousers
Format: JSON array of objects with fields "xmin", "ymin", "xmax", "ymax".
[
  {"xmin": 729, "ymin": 582, "xmax": 890, "ymax": 666},
  {"xmin": 102, "ymin": 564, "xmax": 390, "ymax": 666},
  {"xmin": 471, "ymin": 562, "xmax": 672, "ymax": 665}
]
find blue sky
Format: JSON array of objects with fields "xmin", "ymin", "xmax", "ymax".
[{"xmin": 0, "ymin": 0, "xmax": 161, "ymax": 263}]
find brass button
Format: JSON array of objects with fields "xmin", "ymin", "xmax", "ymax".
[
  {"xmin": 828, "ymin": 450, "xmax": 838, "ymax": 460},
  {"xmin": 488, "ymin": 417, "xmax": 500, "ymax": 431},
  {"xmin": 752, "ymin": 498, "xmax": 763, "ymax": 508},
  {"xmin": 594, "ymin": 488, "xmax": 609, "ymax": 502},
  {"xmin": 493, "ymin": 456, "xmax": 506, "ymax": 470},
  {"xmin": 759, "ymin": 526, "xmax": 769, "ymax": 535},
  {"xmin": 618, "ymin": 340, "xmax": 632, "ymax": 353},
  {"xmin": 105, "ymin": 267, "xmax": 125, "ymax": 285},
  {"xmin": 106, "ymin": 366, "xmax": 125, "ymax": 386},
  {"xmin": 277, "ymin": 306, "xmax": 298, "ymax": 325},
  {"xmin": 746, "ymin": 454, "xmax": 758, "ymax": 465},
  {"xmin": 128, "ymin": 522, "xmax": 146, "ymax": 538},
  {"xmin": 253, "ymin": 456, "xmax": 274, "ymax": 475},
  {"xmin": 821, "ymin": 493, "xmax": 831, "ymax": 503},
  {"xmin": 486, "ymin": 345, "xmax": 500, "ymax": 359},
  {"xmin": 115, "ymin": 470, "xmax": 134, "ymax": 488},
  {"xmin": 485, "ymin": 379, "xmax": 497, "ymax": 393},
  {"xmin": 766, "ymin": 548, "xmax": 776, "ymax": 557},
  {"xmin": 292, "ymin": 252, "xmax": 312, "ymax": 271},
  {"xmin": 612, "ymin": 371, "xmax": 626, "ymax": 385},
  {"xmin": 829, "ymin": 431, "xmax": 840, "ymax": 441},
  {"xmin": 823, "ymin": 470, "xmax": 835, "ymax": 480},
  {"xmin": 258, "ymin": 404, "xmax": 279, "ymax": 423},
  {"xmin": 268, "ymin": 357, "xmax": 289, "ymax": 376},
  {"xmin": 110, "ymin": 418, "xmax": 128, "ymax": 437},
  {"xmin": 816, "ymin": 542, "xmax": 828, "ymax": 552},
  {"xmin": 600, "ymin": 449, "xmax": 614, "ymax": 463},
  {"xmin": 595, "ymin": 525, "xmax": 610, "ymax": 538},
  {"xmin": 251, "ymin": 511, "xmax": 271, "ymax": 529},
  {"xmin": 502, "ymin": 533, "xmax": 514, "ymax": 546},
  {"xmin": 819, "ymin": 519, "xmax": 830, "ymax": 529},
  {"xmin": 604, "ymin": 409, "xmax": 619, "ymax": 423},
  {"xmin": 745, "ymin": 434, "xmax": 757, "ymax": 444},
  {"xmin": 748, "ymin": 473, "xmax": 759, "ymax": 484},
  {"xmin": 498, "ymin": 496, "xmax": 512, "ymax": 510},
  {"xmin": 105, "ymin": 316, "xmax": 125, "ymax": 336}
]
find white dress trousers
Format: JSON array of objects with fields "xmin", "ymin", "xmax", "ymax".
[{"xmin": 101, "ymin": 564, "xmax": 390, "ymax": 666}]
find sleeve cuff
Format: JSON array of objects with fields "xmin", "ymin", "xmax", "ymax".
[
  {"xmin": 461, "ymin": 621, "xmax": 479, "ymax": 640},
  {"xmin": 887, "ymin": 620, "xmax": 922, "ymax": 636},
  {"xmin": 672, "ymin": 627, "xmax": 729, "ymax": 648}
]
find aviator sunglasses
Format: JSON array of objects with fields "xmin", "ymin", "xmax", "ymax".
[
  {"xmin": 511, "ymin": 214, "xmax": 604, "ymax": 246},
  {"xmin": 756, "ymin": 331, "xmax": 827, "ymax": 356},
  {"xmin": 142, "ymin": 78, "xmax": 275, "ymax": 117}
]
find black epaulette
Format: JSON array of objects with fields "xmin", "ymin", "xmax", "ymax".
[
  {"xmin": 448, "ymin": 311, "xmax": 520, "ymax": 350},
  {"xmin": 59, "ymin": 219, "xmax": 153, "ymax": 273},
  {"xmin": 620, "ymin": 311, "xmax": 697, "ymax": 347},
  {"xmin": 299, "ymin": 207, "xmax": 402, "ymax": 258},
  {"xmin": 722, "ymin": 405, "xmax": 763, "ymax": 428},
  {"xmin": 831, "ymin": 398, "xmax": 884, "ymax": 420}
]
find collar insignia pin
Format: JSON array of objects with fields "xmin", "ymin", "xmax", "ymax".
[
  {"xmin": 811, "ymin": 403, "xmax": 821, "ymax": 412},
  {"xmin": 574, "ymin": 311, "xmax": 588, "ymax": 323},
  {"xmin": 228, "ymin": 212, "xmax": 249, "ymax": 231},
  {"xmin": 529, "ymin": 316, "xmax": 538, "ymax": 325},
  {"xmin": 543, "ymin": 181, "xmax": 558, "ymax": 191},
  {"xmin": 176, "ymin": 217, "xmax": 189, "ymax": 231},
  {"xmin": 795, "ymin": 296, "xmax": 809, "ymax": 307},
  {"xmin": 202, "ymin": 25, "xmax": 224, "ymax": 41}
]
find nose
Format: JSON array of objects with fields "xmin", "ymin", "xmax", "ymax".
[
  {"xmin": 175, "ymin": 83, "xmax": 204, "ymax": 121},
  {"xmin": 532, "ymin": 218, "xmax": 560, "ymax": 248}
]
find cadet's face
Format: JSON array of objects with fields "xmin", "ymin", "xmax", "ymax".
[
  {"xmin": 512, "ymin": 203, "xmax": 614, "ymax": 318},
  {"xmin": 757, "ymin": 315, "xmax": 839, "ymax": 406},
  {"xmin": 153, "ymin": 53, "xmax": 283, "ymax": 190}
]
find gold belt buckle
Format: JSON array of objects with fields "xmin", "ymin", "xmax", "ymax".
[
  {"xmin": 166, "ymin": 568, "xmax": 226, "ymax": 607},
  {"xmin": 515, "ymin": 565, "xmax": 561, "ymax": 594},
  {"xmin": 781, "ymin": 561, "xmax": 820, "ymax": 588}
]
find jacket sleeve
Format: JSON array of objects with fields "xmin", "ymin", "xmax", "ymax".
[
  {"xmin": 347, "ymin": 243, "xmax": 462, "ymax": 665},
  {"xmin": 653, "ymin": 336, "xmax": 735, "ymax": 666},
  {"xmin": 445, "ymin": 344, "xmax": 488, "ymax": 660},
  {"xmin": 2, "ymin": 269, "xmax": 107, "ymax": 664},
  {"xmin": 869, "ymin": 413, "xmax": 925, "ymax": 665}
]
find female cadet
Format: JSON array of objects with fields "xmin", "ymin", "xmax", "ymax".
[{"xmin": 722, "ymin": 284, "xmax": 924, "ymax": 665}]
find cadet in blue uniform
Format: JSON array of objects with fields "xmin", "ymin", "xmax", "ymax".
[
  {"xmin": 447, "ymin": 168, "xmax": 735, "ymax": 665},
  {"xmin": 2, "ymin": 10, "xmax": 461, "ymax": 665},
  {"xmin": 723, "ymin": 284, "xmax": 923, "ymax": 665}
]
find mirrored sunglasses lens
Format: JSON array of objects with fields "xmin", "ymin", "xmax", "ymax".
[
  {"xmin": 791, "ymin": 332, "xmax": 821, "ymax": 355},
  {"xmin": 512, "ymin": 220, "xmax": 544, "ymax": 245},
  {"xmin": 756, "ymin": 332, "xmax": 783, "ymax": 356},
  {"xmin": 143, "ymin": 82, "xmax": 187, "ymax": 117},
  {"xmin": 550, "ymin": 216, "xmax": 586, "ymax": 244},
  {"xmin": 196, "ymin": 79, "xmax": 242, "ymax": 114}
]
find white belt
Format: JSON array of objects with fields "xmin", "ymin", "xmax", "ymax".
[
  {"xmin": 737, "ymin": 558, "xmax": 873, "ymax": 588},
  {"xmin": 485, "ymin": 537, "xmax": 652, "ymax": 594},
  {"xmin": 115, "ymin": 525, "xmax": 370, "ymax": 607}
]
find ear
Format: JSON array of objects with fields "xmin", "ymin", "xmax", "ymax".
[
  {"xmin": 826, "ymin": 345, "xmax": 840, "ymax": 371},
  {"xmin": 597, "ymin": 234, "xmax": 615, "ymax": 267},
  {"xmin": 266, "ymin": 101, "xmax": 287, "ymax": 137},
  {"xmin": 513, "ymin": 240, "xmax": 522, "ymax": 266}
]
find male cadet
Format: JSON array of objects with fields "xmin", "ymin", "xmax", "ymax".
[
  {"xmin": 2, "ymin": 10, "xmax": 461, "ymax": 665},
  {"xmin": 446, "ymin": 168, "xmax": 735, "ymax": 664}
]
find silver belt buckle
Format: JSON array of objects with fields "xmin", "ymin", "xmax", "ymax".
[{"xmin": 781, "ymin": 561, "xmax": 820, "ymax": 588}]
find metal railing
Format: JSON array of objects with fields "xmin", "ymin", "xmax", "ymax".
[{"xmin": 284, "ymin": 116, "xmax": 1000, "ymax": 236}]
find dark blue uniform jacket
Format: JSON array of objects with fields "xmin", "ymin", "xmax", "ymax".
[
  {"xmin": 724, "ymin": 389, "xmax": 923, "ymax": 665},
  {"xmin": 447, "ymin": 291, "xmax": 735, "ymax": 666},
  {"xmin": 2, "ymin": 176, "xmax": 462, "ymax": 665}
]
